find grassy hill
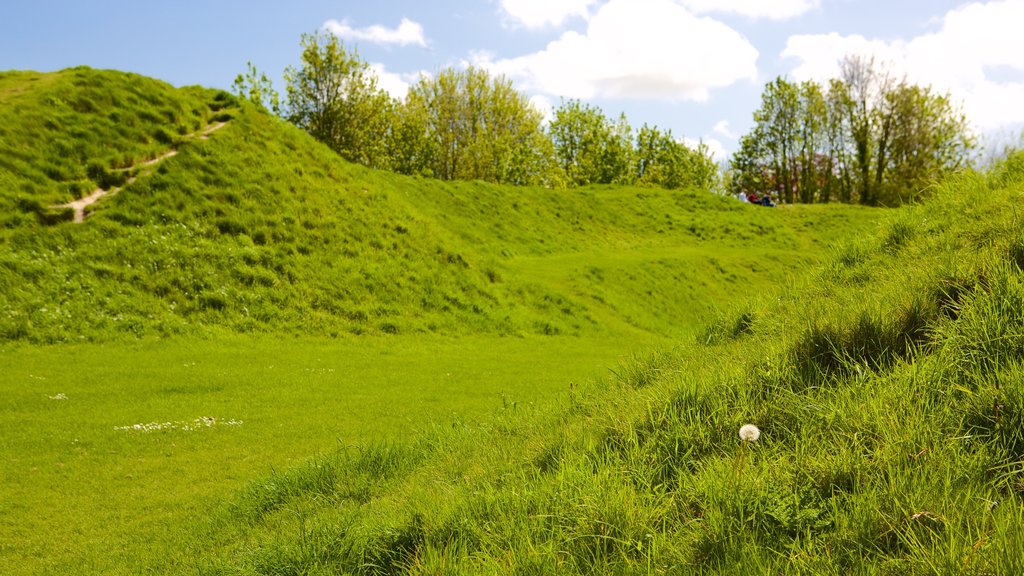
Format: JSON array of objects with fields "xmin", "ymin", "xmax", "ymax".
[
  {"xmin": 189, "ymin": 170, "xmax": 1024, "ymax": 574},
  {"xmin": 0, "ymin": 67, "xmax": 877, "ymax": 345}
]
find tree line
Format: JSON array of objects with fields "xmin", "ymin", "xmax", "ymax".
[
  {"xmin": 234, "ymin": 32, "xmax": 718, "ymax": 192},
  {"xmin": 728, "ymin": 55, "xmax": 975, "ymax": 206}
]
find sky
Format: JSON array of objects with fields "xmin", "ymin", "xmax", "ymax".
[{"xmin": 3, "ymin": 0, "xmax": 1023, "ymax": 160}]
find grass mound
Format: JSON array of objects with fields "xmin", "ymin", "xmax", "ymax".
[
  {"xmin": 0, "ymin": 67, "xmax": 879, "ymax": 344},
  {"xmin": 0, "ymin": 67, "xmax": 223, "ymax": 222},
  {"xmin": 190, "ymin": 173, "xmax": 1024, "ymax": 574}
]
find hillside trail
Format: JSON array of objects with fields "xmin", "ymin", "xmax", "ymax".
[{"xmin": 52, "ymin": 121, "xmax": 228, "ymax": 223}]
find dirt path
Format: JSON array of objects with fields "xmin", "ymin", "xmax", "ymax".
[{"xmin": 51, "ymin": 120, "xmax": 229, "ymax": 223}]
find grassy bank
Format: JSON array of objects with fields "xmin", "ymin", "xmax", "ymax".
[{"xmin": 187, "ymin": 172, "xmax": 1024, "ymax": 574}]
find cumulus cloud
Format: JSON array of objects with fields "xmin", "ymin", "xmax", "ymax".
[
  {"xmin": 499, "ymin": 0, "xmax": 597, "ymax": 28},
  {"xmin": 479, "ymin": 0, "xmax": 758, "ymax": 101},
  {"xmin": 677, "ymin": 0, "xmax": 819, "ymax": 20},
  {"xmin": 369, "ymin": 63, "xmax": 424, "ymax": 100},
  {"xmin": 529, "ymin": 94, "xmax": 556, "ymax": 123},
  {"xmin": 713, "ymin": 119, "xmax": 738, "ymax": 140},
  {"xmin": 324, "ymin": 18, "xmax": 427, "ymax": 47},
  {"xmin": 781, "ymin": 1, "xmax": 1024, "ymax": 130},
  {"xmin": 683, "ymin": 136, "xmax": 728, "ymax": 161}
]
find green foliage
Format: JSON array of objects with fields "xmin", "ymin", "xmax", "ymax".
[
  {"xmin": 241, "ymin": 34, "xmax": 723, "ymax": 194},
  {"xmin": 635, "ymin": 124, "xmax": 719, "ymax": 192},
  {"xmin": 284, "ymin": 31, "xmax": 394, "ymax": 169},
  {"xmin": 547, "ymin": 100, "xmax": 717, "ymax": 192},
  {"xmin": 232, "ymin": 61, "xmax": 280, "ymax": 115},
  {"xmin": 548, "ymin": 99, "xmax": 634, "ymax": 186},
  {"xmin": 731, "ymin": 56, "xmax": 975, "ymax": 206},
  {"xmin": 400, "ymin": 66, "xmax": 560, "ymax": 186}
]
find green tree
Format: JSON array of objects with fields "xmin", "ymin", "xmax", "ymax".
[
  {"xmin": 548, "ymin": 100, "xmax": 633, "ymax": 186},
  {"xmin": 824, "ymin": 78, "xmax": 854, "ymax": 203},
  {"xmin": 732, "ymin": 56, "xmax": 974, "ymax": 205},
  {"xmin": 880, "ymin": 83, "xmax": 973, "ymax": 203},
  {"xmin": 402, "ymin": 66, "xmax": 558, "ymax": 186},
  {"xmin": 232, "ymin": 61, "xmax": 281, "ymax": 115},
  {"xmin": 284, "ymin": 31, "xmax": 394, "ymax": 169},
  {"xmin": 635, "ymin": 125, "xmax": 718, "ymax": 191}
]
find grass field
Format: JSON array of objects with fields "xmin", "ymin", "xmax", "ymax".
[{"xmin": 0, "ymin": 335, "xmax": 661, "ymax": 574}]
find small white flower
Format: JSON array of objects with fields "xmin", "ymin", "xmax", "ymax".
[
  {"xmin": 48, "ymin": 393, "xmax": 68, "ymax": 401},
  {"xmin": 739, "ymin": 424, "xmax": 761, "ymax": 443}
]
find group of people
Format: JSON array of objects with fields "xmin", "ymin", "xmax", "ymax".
[{"xmin": 736, "ymin": 191, "xmax": 776, "ymax": 207}]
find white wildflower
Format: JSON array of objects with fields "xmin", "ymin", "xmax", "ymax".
[
  {"xmin": 739, "ymin": 424, "xmax": 761, "ymax": 443},
  {"xmin": 115, "ymin": 416, "xmax": 243, "ymax": 433},
  {"xmin": 48, "ymin": 393, "xmax": 68, "ymax": 400}
]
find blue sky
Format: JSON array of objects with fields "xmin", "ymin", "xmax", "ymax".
[{"xmin": 3, "ymin": 0, "xmax": 1023, "ymax": 159}]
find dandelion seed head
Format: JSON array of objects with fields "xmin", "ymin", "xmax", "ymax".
[{"xmin": 739, "ymin": 424, "xmax": 760, "ymax": 442}]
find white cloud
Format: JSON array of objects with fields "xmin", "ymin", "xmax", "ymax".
[
  {"xmin": 499, "ymin": 0, "xmax": 597, "ymax": 28},
  {"xmin": 676, "ymin": 0, "xmax": 819, "ymax": 21},
  {"xmin": 683, "ymin": 136, "xmax": 728, "ymax": 161},
  {"xmin": 713, "ymin": 119, "xmax": 738, "ymax": 140},
  {"xmin": 529, "ymin": 94, "xmax": 555, "ymax": 123},
  {"xmin": 479, "ymin": 0, "xmax": 758, "ymax": 101},
  {"xmin": 369, "ymin": 63, "xmax": 424, "ymax": 100},
  {"xmin": 323, "ymin": 18, "xmax": 427, "ymax": 47},
  {"xmin": 781, "ymin": 1, "xmax": 1024, "ymax": 130},
  {"xmin": 781, "ymin": 33, "xmax": 903, "ymax": 83}
]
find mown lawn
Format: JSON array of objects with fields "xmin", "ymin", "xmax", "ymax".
[{"xmin": 0, "ymin": 334, "xmax": 657, "ymax": 575}]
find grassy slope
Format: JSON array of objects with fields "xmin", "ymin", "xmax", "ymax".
[
  {"xmin": 0, "ymin": 67, "xmax": 216, "ymax": 215},
  {"xmin": 189, "ymin": 172, "xmax": 1024, "ymax": 574},
  {"xmin": 0, "ymin": 68, "xmax": 893, "ymax": 575},
  {"xmin": 0, "ymin": 68, "xmax": 878, "ymax": 345}
]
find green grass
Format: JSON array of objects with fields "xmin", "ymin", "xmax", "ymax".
[
  {"xmin": 4, "ymin": 66, "xmax": 987, "ymax": 575},
  {"xmin": 0, "ymin": 67, "xmax": 222, "ymax": 220},
  {"xmin": 0, "ymin": 334, "xmax": 648, "ymax": 575},
  {"xmin": 179, "ymin": 174, "xmax": 1024, "ymax": 574}
]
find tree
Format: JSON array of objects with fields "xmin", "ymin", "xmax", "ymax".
[
  {"xmin": 232, "ymin": 61, "xmax": 281, "ymax": 115},
  {"xmin": 548, "ymin": 100, "xmax": 633, "ymax": 186},
  {"xmin": 880, "ymin": 84, "xmax": 973, "ymax": 203},
  {"xmin": 401, "ymin": 66, "xmax": 559, "ymax": 186},
  {"xmin": 635, "ymin": 125, "xmax": 719, "ymax": 191},
  {"xmin": 284, "ymin": 31, "xmax": 394, "ymax": 169},
  {"xmin": 731, "ymin": 55, "xmax": 975, "ymax": 205}
]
